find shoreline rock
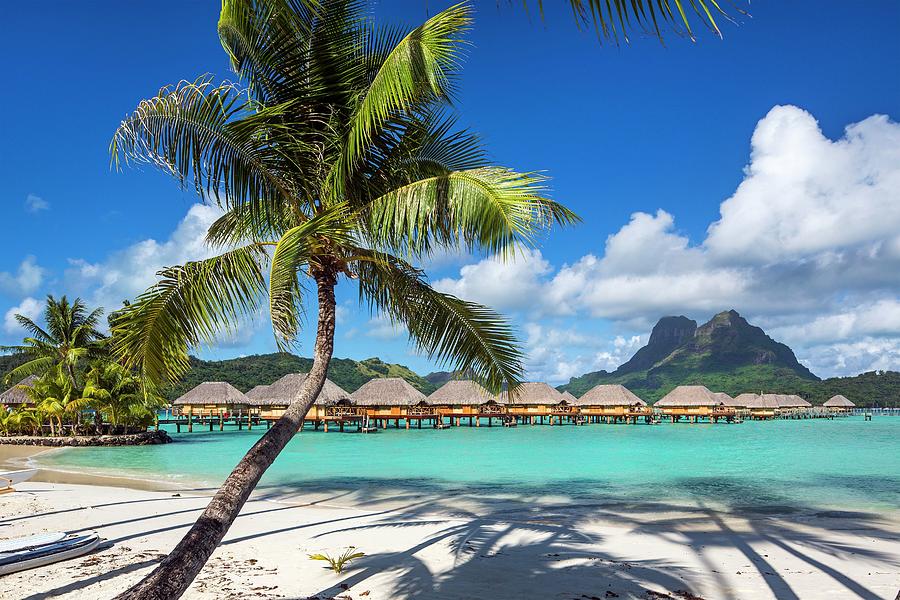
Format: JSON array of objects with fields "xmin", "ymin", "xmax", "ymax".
[{"xmin": 0, "ymin": 430, "xmax": 173, "ymax": 447}]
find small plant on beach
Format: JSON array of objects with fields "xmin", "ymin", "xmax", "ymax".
[{"xmin": 308, "ymin": 548, "xmax": 365, "ymax": 574}]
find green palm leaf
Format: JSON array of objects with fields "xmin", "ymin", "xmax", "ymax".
[
  {"xmin": 111, "ymin": 245, "xmax": 268, "ymax": 386},
  {"xmin": 354, "ymin": 250, "xmax": 523, "ymax": 392},
  {"xmin": 366, "ymin": 167, "xmax": 578, "ymax": 258}
]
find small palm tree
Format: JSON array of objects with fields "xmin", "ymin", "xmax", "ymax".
[
  {"xmin": 26, "ymin": 368, "xmax": 91, "ymax": 436},
  {"xmin": 109, "ymin": 1, "xmax": 575, "ymax": 597},
  {"xmin": 2, "ymin": 295, "xmax": 105, "ymax": 389},
  {"xmin": 84, "ymin": 361, "xmax": 164, "ymax": 432}
]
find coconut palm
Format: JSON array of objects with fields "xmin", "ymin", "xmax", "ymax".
[
  {"xmin": 110, "ymin": 1, "xmax": 575, "ymax": 597},
  {"xmin": 2, "ymin": 295, "xmax": 105, "ymax": 389},
  {"xmin": 25, "ymin": 368, "xmax": 91, "ymax": 436},
  {"xmin": 83, "ymin": 361, "xmax": 164, "ymax": 432}
]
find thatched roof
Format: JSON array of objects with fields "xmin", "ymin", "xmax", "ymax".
[
  {"xmin": 777, "ymin": 394, "xmax": 812, "ymax": 408},
  {"xmin": 245, "ymin": 373, "xmax": 351, "ymax": 406},
  {"xmin": 0, "ymin": 375, "xmax": 39, "ymax": 405},
  {"xmin": 732, "ymin": 393, "xmax": 761, "ymax": 408},
  {"xmin": 576, "ymin": 384, "xmax": 646, "ymax": 407},
  {"xmin": 246, "ymin": 385, "xmax": 270, "ymax": 401},
  {"xmin": 655, "ymin": 385, "xmax": 721, "ymax": 407},
  {"xmin": 747, "ymin": 394, "xmax": 780, "ymax": 409},
  {"xmin": 503, "ymin": 382, "xmax": 563, "ymax": 405},
  {"xmin": 824, "ymin": 395, "xmax": 855, "ymax": 407},
  {"xmin": 427, "ymin": 380, "xmax": 497, "ymax": 406},
  {"xmin": 351, "ymin": 378, "xmax": 426, "ymax": 406},
  {"xmin": 173, "ymin": 382, "xmax": 249, "ymax": 406}
]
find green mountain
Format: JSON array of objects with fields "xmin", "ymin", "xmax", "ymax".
[
  {"xmin": 561, "ymin": 310, "xmax": 899, "ymax": 406},
  {"xmin": 167, "ymin": 353, "xmax": 436, "ymax": 400}
]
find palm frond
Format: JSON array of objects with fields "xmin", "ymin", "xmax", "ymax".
[
  {"xmin": 353, "ymin": 250, "xmax": 523, "ymax": 393},
  {"xmin": 342, "ymin": 2, "xmax": 471, "ymax": 181},
  {"xmin": 3, "ymin": 356, "xmax": 55, "ymax": 385},
  {"xmin": 365, "ymin": 167, "xmax": 579, "ymax": 258},
  {"xmin": 549, "ymin": 0, "xmax": 743, "ymax": 43},
  {"xmin": 110, "ymin": 78, "xmax": 294, "ymax": 213},
  {"xmin": 111, "ymin": 245, "xmax": 268, "ymax": 387}
]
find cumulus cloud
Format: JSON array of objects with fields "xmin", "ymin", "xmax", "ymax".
[
  {"xmin": 435, "ymin": 106, "xmax": 900, "ymax": 378},
  {"xmin": 4, "ymin": 297, "xmax": 44, "ymax": 334},
  {"xmin": 65, "ymin": 203, "xmax": 224, "ymax": 313},
  {"xmin": 522, "ymin": 322, "xmax": 645, "ymax": 383},
  {"xmin": 0, "ymin": 256, "xmax": 45, "ymax": 297},
  {"xmin": 25, "ymin": 194, "xmax": 50, "ymax": 213},
  {"xmin": 432, "ymin": 247, "xmax": 552, "ymax": 312}
]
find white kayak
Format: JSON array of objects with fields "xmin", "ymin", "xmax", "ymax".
[
  {"xmin": 0, "ymin": 532, "xmax": 67, "ymax": 553},
  {"xmin": 0, "ymin": 532, "xmax": 100, "ymax": 576},
  {"xmin": 0, "ymin": 469, "xmax": 37, "ymax": 488}
]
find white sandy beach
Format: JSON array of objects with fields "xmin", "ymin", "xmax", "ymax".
[{"xmin": 2, "ymin": 450, "xmax": 899, "ymax": 600}]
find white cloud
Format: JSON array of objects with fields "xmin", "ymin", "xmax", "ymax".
[
  {"xmin": 4, "ymin": 297, "xmax": 44, "ymax": 334},
  {"xmin": 432, "ymin": 247, "xmax": 552, "ymax": 312},
  {"xmin": 65, "ymin": 203, "xmax": 224, "ymax": 313},
  {"xmin": 25, "ymin": 194, "xmax": 50, "ymax": 213},
  {"xmin": 436, "ymin": 106, "xmax": 900, "ymax": 378},
  {"xmin": 0, "ymin": 256, "xmax": 45, "ymax": 297},
  {"xmin": 706, "ymin": 108, "xmax": 900, "ymax": 263}
]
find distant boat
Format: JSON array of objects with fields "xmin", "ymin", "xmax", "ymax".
[
  {"xmin": 0, "ymin": 532, "xmax": 101, "ymax": 575},
  {"xmin": 0, "ymin": 468, "xmax": 36, "ymax": 494}
]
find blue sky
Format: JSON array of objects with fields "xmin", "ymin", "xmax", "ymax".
[{"xmin": 3, "ymin": 1, "xmax": 900, "ymax": 382}]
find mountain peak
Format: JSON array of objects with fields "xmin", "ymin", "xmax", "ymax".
[{"xmin": 614, "ymin": 315, "xmax": 697, "ymax": 375}]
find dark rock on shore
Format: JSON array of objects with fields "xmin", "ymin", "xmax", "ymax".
[{"xmin": 0, "ymin": 430, "xmax": 172, "ymax": 447}]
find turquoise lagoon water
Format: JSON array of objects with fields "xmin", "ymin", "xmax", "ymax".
[{"xmin": 37, "ymin": 417, "xmax": 900, "ymax": 514}]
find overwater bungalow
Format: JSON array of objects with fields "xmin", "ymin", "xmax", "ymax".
[
  {"xmin": 244, "ymin": 373, "xmax": 352, "ymax": 422},
  {"xmin": 735, "ymin": 393, "xmax": 777, "ymax": 420},
  {"xmin": 504, "ymin": 382, "xmax": 570, "ymax": 424},
  {"xmin": 654, "ymin": 385, "xmax": 737, "ymax": 423},
  {"xmin": 427, "ymin": 380, "xmax": 503, "ymax": 426},
  {"xmin": 173, "ymin": 382, "xmax": 250, "ymax": 418},
  {"xmin": 0, "ymin": 375, "xmax": 39, "ymax": 409},
  {"xmin": 574, "ymin": 384, "xmax": 651, "ymax": 423},
  {"xmin": 823, "ymin": 394, "xmax": 855, "ymax": 414},
  {"xmin": 351, "ymin": 378, "xmax": 433, "ymax": 428}
]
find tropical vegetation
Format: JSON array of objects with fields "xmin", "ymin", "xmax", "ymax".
[{"xmin": 0, "ymin": 296, "xmax": 164, "ymax": 436}]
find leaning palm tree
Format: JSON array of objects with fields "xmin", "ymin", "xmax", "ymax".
[
  {"xmin": 2, "ymin": 295, "xmax": 105, "ymax": 389},
  {"xmin": 26, "ymin": 368, "xmax": 89, "ymax": 436},
  {"xmin": 110, "ymin": 1, "xmax": 576, "ymax": 597}
]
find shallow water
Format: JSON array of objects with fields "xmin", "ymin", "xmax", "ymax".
[{"xmin": 37, "ymin": 416, "xmax": 900, "ymax": 514}]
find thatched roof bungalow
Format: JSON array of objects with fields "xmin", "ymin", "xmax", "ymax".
[
  {"xmin": 351, "ymin": 378, "xmax": 428, "ymax": 417},
  {"xmin": 427, "ymin": 380, "xmax": 500, "ymax": 415},
  {"xmin": 173, "ymin": 382, "xmax": 250, "ymax": 416},
  {"xmin": 737, "ymin": 393, "xmax": 778, "ymax": 419},
  {"xmin": 245, "ymin": 373, "xmax": 351, "ymax": 419},
  {"xmin": 503, "ymin": 382, "xmax": 563, "ymax": 407},
  {"xmin": 823, "ymin": 395, "xmax": 855, "ymax": 412},
  {"xmin": 0, "ymin": 375, "xmax": 39, "ymax": 408},
  {"xmin": 560, "ymin": 391, "xmax": 578, "ymax": 405},
  {"xmin": 574, "ymin": 384, "xmax": 650, "ymax": 420},
  {"xmin": 655, "ymin": 385, "xmax": 734, "ymax": 420}
]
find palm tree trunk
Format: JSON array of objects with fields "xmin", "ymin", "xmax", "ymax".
[{"xmin": 115, "ymin": 268, "xmax": 339, "ymax": 600}]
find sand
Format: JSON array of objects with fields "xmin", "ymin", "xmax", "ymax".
[{"xmin": 1, "ymin": 449, "xmax": 899, "ymax": 599}]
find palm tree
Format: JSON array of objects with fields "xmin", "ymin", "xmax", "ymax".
[
  {"xmin": 25, "ymin": 368, "xmax": 91, "ymax": 436},
  {"xmin": 2, "ymin": 295, "xmax": 105, "ymax": 390},
  {"xmin": 110, "ymin": 1, "xmax": 575, "ymax": 597},
  {"xmin": 84, "ymin": 361, "xmax": 164, "ymax": 432}
]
